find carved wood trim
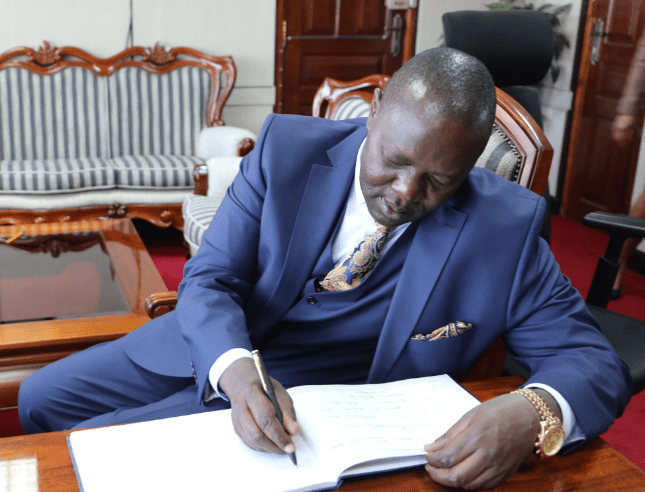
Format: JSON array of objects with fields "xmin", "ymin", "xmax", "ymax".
[
  {"xmin": 312, "ymin": 74, "xmax": 391, "ymax": 119},
  {"xmin": 0, "ymin": 204, "xmax": 184, "ymax": 230},
  {"xmin": 494, "ymin": 87, "xmax": 553, "ymax": 197},
  {"xmin": 192, "ymin": 164, "xmax": 209, "ymax": 196},
  {"xmin": 238, "ymin": 138, "xmax": 256, "ymax": 157},
  {"xmin": 0, "ymin": 41, "xmax": 236, "ymax": 127},
  {"xmin": 145, "ymin": 291, "xmax": 178, "ymax": 319}
]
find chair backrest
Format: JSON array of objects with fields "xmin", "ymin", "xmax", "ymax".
[
  {"xmin": 0, "ymin": 41, "xmax": 236, "ymax": 160},
  {"xmin": 312, "ymin": 75, "xmax": 553, "ymax": 196},
  {"xmin": 442, "ymin": 10, "xmax": 554, "ymax": 88},
  {"xmin": 312, "ymin": 74, "xmax": 390, "ymax": 121}
]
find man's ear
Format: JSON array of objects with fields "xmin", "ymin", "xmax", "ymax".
[{"xmin": 366, "ymin": 88, "xmax": 382, "ymax": 129}]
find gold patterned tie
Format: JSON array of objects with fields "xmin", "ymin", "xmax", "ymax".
[{"xmin": 319, "ymin": 223, "xmax": 391, "ymax": 292}]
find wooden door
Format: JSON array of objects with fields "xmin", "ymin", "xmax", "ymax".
[
  {"xmin": 561, "ymin": 0, "xmax": 645, "ymax": 221},
  {"xmin": 275, "ymin": 0, "xmax": 417, "ymax": 116}
]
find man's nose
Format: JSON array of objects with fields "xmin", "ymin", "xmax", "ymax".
[{"xmin": 392, "ymin": 172, "xmax": 424, "ymax": 203}]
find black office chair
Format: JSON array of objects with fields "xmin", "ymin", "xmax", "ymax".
[
  {"xmin": 442, "ymin": 9, "xmax": 554, "ymax": 242},
  {"xmin": 583, "ymin": 212, "xmax": 645, "ymax": 394}
]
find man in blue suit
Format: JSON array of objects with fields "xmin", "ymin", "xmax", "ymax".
[{"xmin": 20, "ymin": 48, "xmax": 630, "ymax": 489}]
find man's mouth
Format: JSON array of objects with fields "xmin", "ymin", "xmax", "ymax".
[{"xmin": 383, "ymin": 198, "xmax": 410, "ymax": 217}]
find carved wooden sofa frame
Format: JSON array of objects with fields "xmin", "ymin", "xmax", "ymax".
[{"xmin": 0, "ymin": 41, "xmax": 255, "ymax": 229}]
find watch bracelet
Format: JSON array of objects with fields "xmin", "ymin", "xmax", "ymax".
[{"xmin": 511, "ymin": 388, "xmax": 561, "ymax": 426}]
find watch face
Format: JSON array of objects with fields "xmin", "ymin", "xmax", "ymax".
[{"xmin": 542, "ymin": 426, "xmax": 565, "ymax": 456}]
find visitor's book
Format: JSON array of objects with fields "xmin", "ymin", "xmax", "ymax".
[{"xmin": 68, "ymin": 374, "xmax": 480, "ymax": 492}]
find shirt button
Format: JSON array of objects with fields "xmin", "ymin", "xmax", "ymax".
[{"xmin": 306, "ymin": 296, "xmax": 317, "ymax": 305}]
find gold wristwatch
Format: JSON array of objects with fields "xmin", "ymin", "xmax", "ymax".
[{"xmin": 512, "ymin": 388, "xmax": 565, "ymax": 457}]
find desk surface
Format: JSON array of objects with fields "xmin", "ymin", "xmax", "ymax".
[{"xmin": 0, "ymin": 376, "xmax": 643, "ymax": 491}]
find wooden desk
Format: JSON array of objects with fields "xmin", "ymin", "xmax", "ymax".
[
  {"xmin": 0, "ymin": 377, "xmax": 642, "ymax": 491},
  {"xmin": 0, "ymin": 219, "xmax": 167, "ymax": 409}
]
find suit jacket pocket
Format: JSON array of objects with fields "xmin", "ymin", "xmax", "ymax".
[{"xmin": 392, "ymin": 327, "xmax": 477, "ymax": 379}]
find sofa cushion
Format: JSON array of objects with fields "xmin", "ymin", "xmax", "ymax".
[
  {"xmin": 111, "ymin": 155, "xmax": 201, "ymax": 190},
  {"xmin": 182, "ymin": 194, "xmax": 221, "ymax": 254},
  {"xmin": 0, "ymin": 158, "xmax": 116, "ymax": 194},
  {"xmin": 0, "ymin": 67, "xmax": 110, "ymax": 161},
  {"xmin": 107, "ymin": 66, "xmax": 212, "ymax": 157}
]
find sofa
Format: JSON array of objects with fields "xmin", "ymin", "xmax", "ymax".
[{"xmin": 0, "ymin": 41, "xmax": 256, "ymax": 229}]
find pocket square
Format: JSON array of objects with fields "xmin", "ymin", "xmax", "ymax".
[{"xmin": 411, "ymin": 321, "xmax": 473, "ymax": 341}]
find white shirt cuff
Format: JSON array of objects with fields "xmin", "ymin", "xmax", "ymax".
[
  {"xmin": 208, "ymin": 348, "xmax": 253, "ymax": 400},
  {"xmin": 525, "ymin": 383, "xmax": 585, "ymax": 449}
]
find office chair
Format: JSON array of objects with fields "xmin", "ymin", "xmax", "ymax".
[
  {"xmin": 442, "ymin": 9, "xmax": 555, "ymax": 242},
  {"xmin": 582, "ymin": 212, "xmax": 645, "ymax": 394}
]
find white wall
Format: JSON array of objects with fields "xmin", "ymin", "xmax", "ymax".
[{"xmin": 0, "ymin": 0, "xmax": 275, "ymax": 135}]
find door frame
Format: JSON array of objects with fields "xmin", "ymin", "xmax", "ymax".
[{"xmin": 560, "ymin": 0, "xmax": 643, "ymax": 218}]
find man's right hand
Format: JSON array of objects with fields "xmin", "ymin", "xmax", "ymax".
[{"xmin": 219, "ymin": 357, "xmax": 299, "ymax": 455}]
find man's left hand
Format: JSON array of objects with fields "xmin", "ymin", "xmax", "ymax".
[{"xmin": 424, "ymin": 393, "xmax": 545, "ymax": 489}]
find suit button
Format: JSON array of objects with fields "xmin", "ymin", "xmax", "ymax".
[{"xmin": 306, "ymin": 296, "xmax": 317, "ymax": 305}]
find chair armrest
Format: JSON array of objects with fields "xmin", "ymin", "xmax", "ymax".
[
  {"xmin": 197, "ymin": 126, "xmax": 257, "ymax": 159},
  {"xmin": 192, "ymin": 157, "xmax": 242, "ymax": 197},
  {"xmin": 582, "ymin": 211, "xmax": 645, "ymax": 308},
  {"xmin": 145, "ymin": 291, "xmax": 178, "ymax": 319},
  {"xmin": 583, "ymin": 211, "xmax": 645, "ymax": 238}
]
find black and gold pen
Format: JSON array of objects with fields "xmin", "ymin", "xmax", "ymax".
[{"xmin": 252, "ymin": 349, "xmax": 298, "ymax": 466}]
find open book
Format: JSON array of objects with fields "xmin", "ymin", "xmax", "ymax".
[{"xmin": 68, "ymin": 374, "xmax": 480, "ymax": 492}]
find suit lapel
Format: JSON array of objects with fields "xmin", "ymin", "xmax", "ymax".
[
  {"xmin": 367, "ymin": 203, "xmax": 468, "ymax": 383},
  {"xmin": 254, "ymin": 127, "xmax": 367, "ymax": 336}
]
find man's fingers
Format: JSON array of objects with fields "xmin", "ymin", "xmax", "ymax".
[
  {"xmin": 248, "ymin": 390, "xmax": 296, "ymax": 453},
  {"xmin": 425, "ymin": 448, "xmax": 516, "ymax": 490},
  {"xmin": 424, "ymin": 412, "xmax": 476, "ymax": 467}
]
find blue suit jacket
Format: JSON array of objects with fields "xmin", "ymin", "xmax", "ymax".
[{"xmin": 122, "ymin": 114, "xmax": 630, "ymax": 450}]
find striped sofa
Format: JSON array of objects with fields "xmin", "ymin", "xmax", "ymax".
[{"xmin": 0, "ymin": 42, "xmax": 256, "ymax": 229}]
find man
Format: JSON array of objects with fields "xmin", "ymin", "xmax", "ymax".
[{"xmin": 19, "ymin": 48, "xmax": 630, "ymax": 489}]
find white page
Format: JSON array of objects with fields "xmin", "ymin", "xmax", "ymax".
[
  {"xmin": 69, "ymin": 409, "xmax": 337, "ymax": 492},
  {"xmin": 289, "ymin": 375, "xmax": 480, "ymax": 473}
]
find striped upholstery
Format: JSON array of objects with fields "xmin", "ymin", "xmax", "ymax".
[
  {"xmin": 182, "ymin": 194, "xmax": 220, "ymax": 254},
  {"xmin": 0, "ymin": 67, "xmax": 110, "ymax": 161},
  {"xmin": 111, "ymin": 155, "xmax": 201, "ymax": 190},
  {"xmin": 475, "ymin": 124, "xmax": 522, "ymax": 183},
  {"xmin": 0, "ymin": 158, "xmax": 116, "ymax": 193},
  {"xmin": 107, "ymin": 66, "xmax": 211, "ymax": 157},
  {"xmin": 332, "ymin": 98, "xmax": 372, "ymax": 120}
]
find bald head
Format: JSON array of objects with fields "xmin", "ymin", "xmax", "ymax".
[{"xmin": 380, "ymin": 48, "xmax": 496, "ymax": 140}]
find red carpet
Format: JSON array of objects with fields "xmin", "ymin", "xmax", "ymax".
[{"xmin": 2, "ymin": 217, "xmax": 644, "ymax": 472}]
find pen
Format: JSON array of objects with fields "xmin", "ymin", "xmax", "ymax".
[{"xmin": 251, "ymin": 349, "xmax": 298, "ymax": 466}]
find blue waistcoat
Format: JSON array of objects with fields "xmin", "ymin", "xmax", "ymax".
[{"xmin": 259, "ymin": 221, "xmax": 417, "ymax": 389}]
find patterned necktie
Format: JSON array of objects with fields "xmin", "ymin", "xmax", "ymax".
[{"xmin": 319, "ymin": 223, "xmax": 391, "ymax": 292}]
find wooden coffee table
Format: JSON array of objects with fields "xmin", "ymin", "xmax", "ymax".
[{"xmin": 0, "ymin": 219, "xmax": 168, "ymax": 410}]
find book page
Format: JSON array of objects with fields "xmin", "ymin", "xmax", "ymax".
[
  {"xmin": 69, "ymin": 409, "xmax": 338, "ymax": 492},
  {"xmin": 288, "ymin": 375, "xmax": 479, "ymax": 471}
]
